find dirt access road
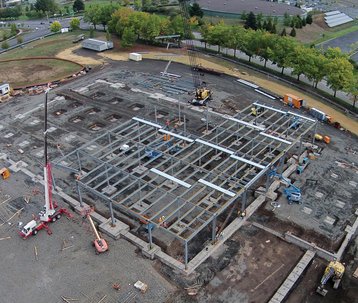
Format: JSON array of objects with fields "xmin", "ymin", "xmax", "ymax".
[{"xmin": 56, "ymin": 45, "xmax": 358, "ymax": 135}]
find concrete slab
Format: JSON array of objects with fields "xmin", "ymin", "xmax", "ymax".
[
  {"xmin": 315, "ymin": 192, "xmax": 324, "ymax": 198},
  {"xmin": 99, "ymin": 218, "xmax": 130, "ymax": 240},
  {"xmin": 302, "ymin": 207, "xmax": 313, "ymax": 215},
  {"xmin": 336, "ymin": 200, "xmax": 345, "ymax": 209},
  {"xmin": 324, "ymin": 216, "xmax": 336, "ymax": 225}
]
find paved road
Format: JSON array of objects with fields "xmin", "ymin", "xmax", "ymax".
[{"xmin": 1, "ymin": 17, "xmax": 90, "ymax": 49}]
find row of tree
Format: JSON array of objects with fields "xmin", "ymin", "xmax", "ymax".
[
  {"xmin": 200, "ymin": 23, "xmax": 355, "ymax": 97},
  {"xmin": 0, "ymin": 6, "xmax": 22, "ymax": 19}
]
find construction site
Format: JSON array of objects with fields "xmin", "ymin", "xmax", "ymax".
[{"xmin": 0, "ymin": 54, "xmax": 357, "ymax": 303}]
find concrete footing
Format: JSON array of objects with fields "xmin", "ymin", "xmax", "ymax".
[{"xmin": 269, "ymin": 250, "xmax": 316, "ymax": 303}]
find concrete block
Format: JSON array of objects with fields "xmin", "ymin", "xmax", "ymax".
[{"xmin": 99, "ymin": 218, "xmax": 129, "ymax": 240}]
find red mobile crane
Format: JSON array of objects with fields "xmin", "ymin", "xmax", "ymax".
[{"xmin": 19, "ymin": 90, "xmax": 71, "ymax": 239}]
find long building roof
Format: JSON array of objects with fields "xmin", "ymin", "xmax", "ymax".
[{"xmin": 196, "ymin": 0, "xmax": 304, "ymax": 16}]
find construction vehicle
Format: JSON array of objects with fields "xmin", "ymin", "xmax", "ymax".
[
  {"xmin": 283, "ymin": 93, "xmax": 305, "ymax": 109},
  {"xmin": 314, "ymin": 133, "xmax": 331, "ymax": 144},
  {"xmin": 317, "ymin": 260, "xmax": 345, "ymax": 296},
  {"xmin": 296, "ymin": 157, "xmax": 309, "ymax": 175},
  {"xmin": 269, "ymin": 170, "xmax": 301, "ymax": 204},
  {"xmin": 19, "ymin": 90, "xmax": 71, "ymax": 239},
  {"xmin": 0, "ymin": 168, "xmax": 10, "ymax": 180},
  {"xmin": 178, "ymin": 0, "xmax": 212, "ymax": 106},
  {"xmin": 309, "ymin": 108, "xmax": 332, "ymax": 123},
  {"xmin": 83, "ymin": 207, "xmax": 108, "ymax": 254},
  {"xmin": 289, "ymin": 116, "xmax": 301, "ymax": 129}
]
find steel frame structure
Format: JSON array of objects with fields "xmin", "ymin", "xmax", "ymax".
[{"xmin": 55, "ymin": 102, "xmax": 316, "ymax": 268}]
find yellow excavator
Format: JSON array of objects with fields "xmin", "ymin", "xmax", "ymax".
[{"xmin": 316, "ymin": 260, "xmax": 345, "ymax": 296}]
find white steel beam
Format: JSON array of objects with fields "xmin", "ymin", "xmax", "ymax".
[
  {"xmin": 158, "ymin": 129, "xmax": 194, "ymax": 143},
  {"xmin": 254, "ymin": 89, "xmax": 276, "ymax": 100},
  {"xmin": 253, "ymin": 102, "xmax": 286, "ymax": 114},
  {"xmin": 230, "ymin": 155, "xmax": 266, "ymax": 169},
  {"xmin": 288, "ymin": 111, "xmax": 316, "ymax": 123},
  {"xmin": 150, "ymin": 168, "xmax": 191, "ymax": 188},
  {"xmin": 132, "ymin": 117, "xmax": 162, "ymax": 129},
  {"xmin": 198, "ymin": 179, "xmax": 236, "ymax": 197},
  {"xmin": 260, "ymin": 132, "xmax": 292, "ymax": 145},
  {"xmin": 195, "ymin": 139, "xmax": 234, "ymax": 155},
  {"xmin": 227, "ymin": 117, "xmax": 266, "ymax": 131}
]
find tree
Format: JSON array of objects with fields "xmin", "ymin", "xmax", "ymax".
[
  {"xmin": 70, "ymin": 17, "xmax": 80, "ymax": 30},
  {"xmin": 106, "ymin": 29, "xmax": 111, "ymax": 41},
  {"xmin": 73, "ymin": 0, "xmax": 84, "ymax": 12},
  {"xmin": 240, "ymin": 11, "xmax": 247, "ymax": 21},
  {"xmin": 121, "ymin": 26, "xmax": 136, "ymax": 47},
  {"xmin": 1, "ymin": 41, "xmax": 9, "ymax": 49},
  {"xmin": 290, "ymin": 27, "xmax": 296, "ymax": 37},
  {"xmin": 290, "ymin": 45, "xmax": 309, "ymax": 81},
  {"xmin": 326, "ymin": 57, "xmax": 354, "ymax": 97},
  {"xmin": 245, "ymin": 12, "xmax": 257, "ymax": 30},
  {"xmin": 50, "ymin": 20, "xmax": 61, "ymax": 32},
  {"xmin": 97, "ymin": 4, "xmax": 119, "ymax": 30},
  {"xmin": 34, "ymin": 0, "xmax": 57, "ymax": 14},
  {"xmin": 133, "ymin": 0, "xmax": 142, "ymax": 10},
  {"xmin": 10, "ymin": 23, "xmax": 17, "ymax": 35},
  {"xmin": 89, "ymin": 26, "xmax": 94, "ymax": 38},
  {"xmin": 189, "ymin": 3, "xmax": 203, "ymax": 18},
  {"xmin": 84, "ymin": 5, "xmax": 100, "ymax": 29},
  {"xmin": 271, "ymin": 36, "xmax": 297, "ymax": 74},
  {"xmin": 17, "ymin": 35, "xmax": 23, "ymax": 44},
  {"xmin": 280, "ymin": 28, "xmax": 287, "ymax": 36},
  {"xmin": 283, "ymin": 12, "xmax": 291, "ymax": 26},
  {"xmin": 347, "ymin": 74, "xmax": 358, "ymax": 108},
  {"xmin": 306, "ymin": 14, "xmax": 313, "ymax": 25}
]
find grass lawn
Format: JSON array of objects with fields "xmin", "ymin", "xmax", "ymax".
[
  {"xmin": 313, "ymin": 21, "xmax": 358, "ymax": 45},
  {"xmin": 0, "ymin": 30, "xmax": 89, "ymax": 59},
  {"xmin": 0, "ymin": 58, "xmax": 82, "ymax": 87}
]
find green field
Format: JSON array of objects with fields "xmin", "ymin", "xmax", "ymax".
[{"xmin": 0, "ymin": 31, "xmax": 87, "ymax": 59}]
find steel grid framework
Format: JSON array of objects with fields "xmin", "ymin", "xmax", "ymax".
[{"xmin": 55, "ymin": 102, "xmax": 316, "ymax": 267}]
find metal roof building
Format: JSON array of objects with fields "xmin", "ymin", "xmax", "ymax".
[
  {"xmin": 196, "ymin": 0, "xmax": 305, "ymax": 17},
  {"xmin": 82, "ymin": 39, "xmax": 113, "ymax": 52}
]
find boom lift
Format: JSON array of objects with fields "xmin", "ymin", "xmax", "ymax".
[
  {"xmin": 82, "ymin": 207, "xmax": 108, "ymax": 254},
  {"xmin": 269, "ymin": 170, "xmax": 301, "ymax": 204},
  {"xmin": 178, "ymin": 0, "xmax": 212, "ymax": 106},
  {"xmin": 316, "ymin": 260, "xmax": 345, "ymax": 296},
  {"xmin": 19, "ymin": 90, "xmax": 71, "ymax": 239}
]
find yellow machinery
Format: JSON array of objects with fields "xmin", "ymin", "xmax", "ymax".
[
  {"xmin": 316, "ymin": 260, "xmax": 345, "ymax": 296},
  {"xmin": 0, "ymin": 168, "xmax": 10, "ymax": 180},
  {"xmin": 191, "ymin": 87, "xmax": 212, "ymax": 106}
]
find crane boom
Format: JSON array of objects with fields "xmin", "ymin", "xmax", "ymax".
[
  {"xmin": 178, "ymin": 0, "xmax": 212, "ymax": 105},
  {"xmin": 178, "ymin": 0, "xmax": 201, "ymax": 88}
]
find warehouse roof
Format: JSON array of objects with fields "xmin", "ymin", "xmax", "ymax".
[{"xmin": 196, "ymin": 0, "xmax": 304, "ymax": 16}]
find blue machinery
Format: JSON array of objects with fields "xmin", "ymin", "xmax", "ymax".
[{"xmin": 269, "ymin": 170, "xmax": 301, "ymax": 204}]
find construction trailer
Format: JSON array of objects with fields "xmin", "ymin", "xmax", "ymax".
[
  {"xmin": 283, "ymin": 94, "xmax": 305, "ymax": 109},
  {"xmin": 82, "ymin": 39, "xmax": 113, "ymax": 52},
  {"xmin": 129, "ymin": 53, "xmax": 142, "ymax": 62},
  {"xmin": 0, "ymin": 83, "xmax": 10, "ymax": 96},
  {"xmin": 55, "ymin": 102, "xmax": 317, "ymax": 270}
]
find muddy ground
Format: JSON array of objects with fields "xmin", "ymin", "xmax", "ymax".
[{"xmin": 0, "ymin": 59, "xmax": 357, "ymax": 303}]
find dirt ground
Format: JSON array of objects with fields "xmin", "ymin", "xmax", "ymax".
[
  {"xmin": 9, "ymin": 33, "xmax": 353, "ymax": 135},
  {"xmin": 0, "ymin": 58, "xmax": 82, "ymax": 88},
  {"xmin": 163, "ymin": 225, "xmax": 304, "ymax": 303}
]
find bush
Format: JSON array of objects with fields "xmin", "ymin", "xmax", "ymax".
[{"xmin": 1, "ymin": 40, "xmax": 9, "ymax": 49}]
